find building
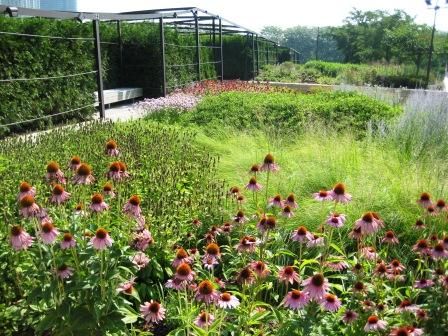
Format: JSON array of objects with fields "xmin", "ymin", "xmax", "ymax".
[{"xmin": 0, "ymin": 0, "xmax": 78, "ymax": 11}]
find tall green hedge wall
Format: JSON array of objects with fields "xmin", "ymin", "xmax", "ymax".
[{"xmin": 0, "ymin": 17, "xmax": 287, "ymax": 137}]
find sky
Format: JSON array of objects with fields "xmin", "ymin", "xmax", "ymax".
[{"xmin": 78, "ymin": 0, "xmax": 448, "ymax": 32}]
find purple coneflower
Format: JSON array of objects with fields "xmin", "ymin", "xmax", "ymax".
[
  {"xmin": 56, "ymin": 264, "xmax": 74, "ymax": 279},
  {"xmin": 131, "ymin": 252, "xmax": 150, "ymax": 270},
  {"xmin": 348, "ymin": 226, "xmax": 364, "ymax": 240},
  {"xmin": 313, "ymin": 190, "xmax": 333, "ymax": 201},
  {"xmin": 414, "ymin": 278, "xmax": 434, "ymax": 289},
  {"xmin": 416, "ymin": 309, "xmax": 429, "ymax": 321},
  {"xmin": 307, "ymin": 234, "xmax": 324, "ymax": 248},
  {"xmin": 245, "ymin": 176, "xmax": 263, "ymax": 191},
  {"xmin": 217, "ymin": 292, "xmax": 240, "ymax": 309},
  {"xmin": 413, "ymin": 239, "xmax": 430, "ymax": 255},
  {"xmin": 46, "ymin": 161, "xmax": 66, "ymax": 184},
  {"xmin": 249, "ymin": 164, "xmax": 260, "ymax": 174},
  {"xmin": 390, "ymin": 326, "xmax": 424, "ymax": 336},
  {"xmin": 329, "ymin": 183, "xmax": 351, "ymax": 203},
  {"xmin": 360, "ymin": 247, "xmax": 378, "ymax": 261},
  {"xmin": 131, "ymin": 229, "xmax": 153, "ymax": 251},
  {"xmin": 302, "ymin": 273, "xmax": 329, "ymax": 300},
  {"xmin": 320, "ymin": 293, "xmax": 341, "ymax": 312},
  {"xmin": 364, "ymin": 315, "xmax": 387, "ymax": 332},
  {"xmin": 89, "ymin": 193, "xmax": 109, "ymax": 213},
  {"xmin": 355, "ymin": 212, "xmax": 380, "ymax": 235},
  {"xmin": 414, "ymin": 219, "xmax": 425, "ymax": 230},
  {"xmin": 221, "ymin": 222, "xmax": 233, "ymax": 235},
  {"xmin": 281, "ymin": 205, "xmax": 294, "ymax": 218},
  {"xmin": 40, "ymin": 220, "xmax": 59, "ymax": 244},
  {"xmin": 123, "ymin": 195, "xmax": 144, "ymax": 224},
  {"xmin": 10, "ymin": 225, "xmax": 34, "ymax": 250},
  {"xmin": 140, "ymin": 300, "xmax": 166, "ymax": 324},
  {"xmin": 165, "ymin": 278, "xmax": 188, "ymax": 291},
  {"xmin": 389, "ymin": 259, "xmax": 406, "ymax": 272},
  {"xmin": 228, "ymin": 186, "xmax": 240, "ymax": 198},
  {"xmin": 382, "ymin": 230, "xmax": 399, "ymax": 244},
  {"xmin": 342, "ymin": 310, "xmax": 358, "ymax": 324},
  {"xmin": 235, "ymin": 236, "xmax": 257, "ymax": 253},
  {"xmin": 436, "ymin": 199, "xmax": 447, "ymax": 212},
  {"xmin": 268, "ymin": 194, "xmax": 283, "ymax": 208},
  {"xmin": 432, "ymin": 243, "xmax": 448, "ymax": 259},
  {"xmin": 234, "ymin": 210, "xmax": 248, "ymax": 224},
  {"xmin": 396, "ymin": 299, "xmax": 418, "ymax": 313},
  {"xmin": 72, "ymin": 163, "xmax": 95, "ymax": 185},
  {"xmin": 251, "ymin": 261, "xmax": 270, "ymax": 278},
  {"xmin": 105, "ymin": 139, "xmax": 119, "ymax": 157},
  {"xmin": 284, "ymin": 193, "xmax": 298, "ymax": 208},
  {"xmin": 417, "ymin": 192, "xmax": 432, "ymax": 207},
  {"xmin": 278, "ymin": 266, "xmax": 300, "ymax": 284},
  {"xmin": 325, "ymin": 259, "xmax": 349, "ymax": 271},
  {"xmin": 102, "ymin": 182, "xmax": 115, "ymax": 197},
  {"xmin": 107, "ymin": 161, "xmax": 127, "ymax": 181},
  {"xmin": 326, "ymin": 212, "xmax": 346, "ymax": 228},
  {"xmin": 174, "ymin": 262, "xmax": 195, "ymax": 282},
  {"xmin": 291, "ymin": 226, "xmax": 313, "ymax": 243},
  {"xmin": 68, "ymin": 156, "xmax": 81, "ymax": 171},
  {"xmin": 237, "ymin": 267, "xmax": 254, "ymax": 285},
  {"xmin": 19, "ymin": 195, "xmax": 41, "ymax": 218},
  {"xmin": 91, "ymin": 228, "xmax": 113, "ymax": 250},
  {"xmin": 426, "ymin": 205, "xmax": 437, "ymax": 216},
  {"xmin": 284, "ymin": 289, "xmax": 309, "ymax": 310},
  {"xmin": 50, "ymin": 184, "xmax": 71, "ymax": 205},
  {"xmin": 203, "ymin": 243, "xmax": 220, "ymax": 265},
  {"xmin": 194, "ymin": 311, "xmax": 214, "ymax": 328},
  {"xmin": 195, "ymin": 280, "xmax": 219, "ymax": 304},
  {"xmin": 260, "ymin": 153, "xmax": 279, "ymax": 172},
  {"xmin": 117, "ymin": 277, "xmax": 136, "ymax": 294},
  {"xmin": 17, "ymin": 181, "xmax": 36, "ymax": 201},
  {"xmin": 172, "ymin": 248, "xmax": 193, "ymax": 268},
  {"xmin": 60, "ymin": 232, "xmax": 76, "ymax": 249}
]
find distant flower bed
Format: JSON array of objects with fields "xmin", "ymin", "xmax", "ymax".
[{"xmin": 134, "ymin": 93, "xmax": 202, "ymax": 113}]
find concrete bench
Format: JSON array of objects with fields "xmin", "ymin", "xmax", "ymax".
[{"xmin": 94, "ymin": 88, "xmax": 143, "ymax": 107}]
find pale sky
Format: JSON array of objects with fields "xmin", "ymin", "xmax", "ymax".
[{"xmin": 78, "ymin": 0, "xmax": 448, "ymax": 32}]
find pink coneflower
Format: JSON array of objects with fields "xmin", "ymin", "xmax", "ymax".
[
  {"xmin": 413, "ymin": 239, "xmax": 430, "ymax": 255},
  {"xmin": 362, "ymin": 300, "xmax": 375, "ymax": 311},
  {"xmin": 325, "ymin": 259, "xmax": 349, "ymax": 271},
  {"xmin": 237, "ymin": 194, "xmax": 245, "ymax": 204},
  {"xmin": 436, "ymin": 199, "xmax": 447, "ymax": 212},
  {"xmin": 235, "ymin": 236, "xmax": 257, "ymax": 253},
  {"xmin": 389, "ymin": 259, "xmax": 406, "ymax": 272},
  {"xmin": 414, "ymin": 278, "xmax": 434, "ymax": 289},
  {"xmin": 102, "ymin": 182, "xmax": 115, "ymax": 197},
  {"xmin": 234, "ymin": 210, "xmax": 248, "ymax": 224},
  {"xmin": 320, "ymin": 293, "xmax": 341, "ymax": 312},
  {"xmin": 203, "ymin": 243, "xmax": 221, "ymax": 265},
  {"xmin": 291, "ymin": 226, "xmax": 313, "ymax": 243},
  {"xmin": 60, "ymin": 232, "xmax": 76, "ymax": 249},
  {"xmin": 257, "ymin": 215, "xmax": 268, "ymax": 232},
  {"xmin": 246, "ymin": 176, "xmax": 263, "ymax": 191},
  {"xmin": 387, "ymin": 269, "xmax": 406, "ymax": 282},
  {"xmin": 326, "ymin": 212, "xmax": 346, "ymax": 228},
  {"xmin": 307, "ymin": 234, "xmax": 325, "ymax": 248},
  {"xmin": 174, "ymin": 263, "xmax": 196, "ymax": 282},
  {"xmin": 251, "ymin": 261, "xmax": 270, "ymax": 278},
  {"xmin": 40, "ymin": 221, "xmax": 59, "ymax": 244},
  {"xmin": 237, "ymin": 267, "xmax": 254, "ymax": 285},
  {"xmin": 313, "ymin": 190, "xmax": 333, "ymax": 201},
  {"xmin": 105, "ymin": 139, "xmax": 120, "ymax": 157},
  {"xmin": 221, "ymin": 222, "xmax": 233, "ymax": 235},
  {"xmin": 72, "ymin": 163, "xmax": 95, "ymax": 185},
  {"xmin": 303, "ymin": 273, "xmax": 329, "ymax": 300},
  {"xmin": 140, "ymin": 300, "xmax": 166, "ymax": 324},
  {"xmin": 348, "ymin": 226, "xmax": 364, "ymax": 240},
  {"xmin": 73, "ymin": 203, "xmax": 87, "ymax": 218},
  {"xmin": 50, "ymin": 184, "xmax": 71, "ymax": 205},
  {"xmin": 217, "ymin": 292, "xmax": 240, "ymax": 309},
  {"xmin": 360, "ymin": 247, "xmax": 378, "ymax": 260},
  {"xmin": 91, "ymin": 228, "xmax": 113, "ymax": 250},
  {"xmin": 396, "ymin": 299, "xmax": 418, "ymax": 313},
  {"xmin": 131, "ymin": 229, "xmax": 153, "ymax": 251},
  {"xmin": 68, "ymin": 156, "xmax": 81, "ymax": 171},
  {"xmin": 228, "ymin": 186, "xmax": 240, "ymax": 198},
  {"xmin": 268, "ymin": 194, "xmax": 283, "ymax": 208},
  {"xmin": 107, "ymin": 162, "xmax": 125, "ymax": 181},
  {"xmin": 364, "ymin": 315, "xmax": 387, "ymax": 332},
  {"xmin": 284, "ymin": 193, "xmax": 298, "ymax": 208},
  {"xmin": 196, "ymin": 280, "xmax": 219, "ymax": 304},
  {"xmin": 17, "ymin": 181, "xmax": 36, "ymax": 201},
  {"xmin": 215, "ymin": 278, "xmax": 226, "ymax": 289},
  {"xmin": 414, "ymin": 219, "xmax": 425, "ymax": 230},
  {"xmin": 278, "ymin": 266, "xmax": 300, "ymax": 284},
  {"xmin": 373, "ymin": 263, "xmax": 388, "ymax": 278},
  {"xmin": 10, "ymin": 225, "xmax": 34, "ymax": 251},
  {"xmin": 192, "ymin": 218, "xmax": 202, "ymax": 227},
  {"xmin": 416, "ymin": 309, "xmax": 429, "ymax": 321},
  {"xmin": 281, "ymin": 205, "xmax": 294, "ymax": 218},
  {"xmin": 89, "ymin": 193, "xmax": 109, "ymax": 213},
  {"xmin": 117, "ymin": 277, "xmax": 136, "ymax": 294},
  {"xmin": 355, "ymin": 212, "xmax": 380, "ymax": 235},
  {"xmin": 19, "ymin": 195, "xmax": 41, "ymax": 218},
  {"xmin": 131, "ymin": 252, "xmax": 150, "ymax": 270},
  {"xmin": 382, "ymin": 230, "xmax": 399, "ymax": 244},
  {"xmin": 284, "ymin": 289, "xmax": 309, "ymax": 310},
  {"xmin": 389, "ymin": 327, "xmax": 412, "ymax": 336},
  {"xmin": 352, "ymin": 281, "xmax": 367, "ymax": 294},
  {"xmin": 342, "ymin": 310, "xmax": 358, "ymax": 324},
  {"xmin": 46, "ymin": 161, "xmax": 66, "ymax": 184},
  {"xmin": 56, "ymin": 264, "xmax": 74, "ymax": 279},
  {"xmin": 194, "ymin": 311, "xmax": 214, "ymax": 328},
  {"xmin": 426, "ymin": 205, "xmax": 437, "ymax": 216},
  {"xmin": 249, "ymin": 164, "xmax": 260, "ymax": 174},
  {"xmin": 260, "ymin": 153, "xmax": 279, "ymax": 172},
  {"xmin": 172, "ymin": 248, "xmax": 193, "ymax": 268},
  {"xmin": 352, "ymin": 263, "xmax": 364, "ymax": 274},
  {"xmin": 432, "ymin": 243, "xmax": 448, "ymax": 259},
  {"xmin": 417, "ymin": 192, "xmax": 432, "ymax": 207},
  {"xmin": 165, "ymin": 278, "xmax": 189, "ymax": 291},
  {"xmin": 123, "ymin": 195, "xmax": 142, "ymax": 217},
  {"xmin": 330, "ymin": 183, "xmax": 351, "ymax": 203}
]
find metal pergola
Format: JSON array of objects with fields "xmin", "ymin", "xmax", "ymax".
[{"xmin": 0, "ymin": 5, "xmax": 300, "ymax": 121}]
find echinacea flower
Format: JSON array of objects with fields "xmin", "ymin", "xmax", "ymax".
[
  {"xmin": 431, "ymin": 243, "xmax": 448, "ymax": 259},
  {"xmin": 436, "ymin": 199, "xmax": 447, "ymax": 212},
  {"xmin": 360, "ymin": 247, "xmax": 378, "ymax": 261},
  {"xmin": 268, "ymin": 194, "xmax": 283, "ymax": 208},
  {"xmin": 45, "ymin": 161, "xmax": 66, "ymax": 184},
  {"xmin": 416, "ymin": 309, "xmax": 429, "ymax": 321},
  {"xmin": 195, "ymin": 280, "xmax": 219, "ymax": 304},
  {"xmin": 313, "ymin": 190, "xmax": 333, "ymax": 201},
  {"xmin": 123, "ymin": 195, "xmax": 143, "ymax": 218},
  {"xmin": 194, "ymin": 311, "xmax": 214, "ymax": 328},
  {"xmin": 426, "ymin": 205, "xmax": 437, "ymax": 216},
  {"xmin": 414, "ymin": 278, "xmax": 434, "ymax": 289},
  {"xmin": 40, "ymin": 220, "xmax": 59, "ymax": 244},
  {"xmin": 91, "ymin": 228, "xmax": 113, "ymax": 250},
  {"xmin": 17, "ymin": 181, "xmax": 36, "ymax": 201},
  {"xmin": 203, "ymin": 242, "xmax": 221, "ymax": 266},
  {"xmin": 105, "ymin": 139, "xmax": 119, "ymax": 157},
  {"xmin": 228, "ymin": 186, "xmax": 240, "ymax": 198},
  {"xmin": 237, "ymin": 267, "xmax": 254, "ymax": 285},
  {"xmin": 217, "ymin": 292, "xmax": 240, "ymax": 309},
  {"xmin": 249, "ymin": 164, "xmax": 260, "ymax": 174},
  {"xmin": 117, "ymin": 277, "xmax": 136, "ymax": 294},
  {"xmin": 364, "ymin": 315, "xmax": 387, "ymax": 332},
  {"xmin": 329, "ymin": 183, "xmax": 352, "ymax": 203},
  {"xmin": 352, "ymin": 281, "xmax": 367, "ymax": 294},
  {"xmin": 19, "ymin": 195, "xmax": 41, "ymax": 218},
  {"xmin": 417, "ymin": 192, "xmax": 432, "ymax": 207},
  {"xmin": 284, "ymin": 193, "xmax": 298, "ymax": 208},
  {"xmin": 89, "ymin": 193, "xmax": 109, "ymax": 213},
  {"xmin": 245, "ymin": 176, "xmax": 263, "ymax": 191},
  {"xmin": 234, "ymin": 210, "xmax": 248, "ymax": 224},
  {"xmin": 281, "ymin": 205, "xmax": 294, "ymax": 218},
  {"xmin": 68, "ymin": 156, "xmax": 81, "ymax": 171},
  {"xmin": 278, "ymin": 266, "xmax": 300, "ymax": 285},
  {"xmin": 396, "ymin": 299, "xmax": 418, "ymax": 313},
  {"xmin": 251, "ymin": 261, "xmax": 270, "ymax": 278},
  {"xmin": 102, "ymin": 182, "xmax": 115, "ymax": 197},
  {"xmin": 390, "ymin": 326, "xmax": 424, "ymax": 336},
  {"xmin": 131, "ymin": 229, "xmax": 153, "ymax": 251},
  {"xmin": 221, "ymin": 222, "xmax": 233, "ymax": 235},
  {"xmin": 307, "ymin": 234, "xmax": 324, "ymax": 248},
  {"xmin": 50, "ymin": 184, "xmax": 71, "ymax": 205},
  {"xmin": 284, "ymin": 289, "xmax": 309, "ymax": 310},
  {"xmin": 302, "ymin": 273, "xmax": 329, "ymax": 300},
  {"xmin": 72, "ymin": 163, "xmax": 95, "ymax": 185},
  {"xmin": 373, "ymin": 263, "xmax": 388, "ymax": 277},
  {"xmin": 388, "ymin": 259, "xmax": 405, "ymax": 272},
  {"xmin": 355, "ymin": 212, "xmax": 380, "ymax": 235},
  {"xmin": 342, "ymin": 310, "xmax": 358, "ymax": 324},
  {"xmin": 235, "ymin": 236, "xmax": 257, "ymax": 253},
  {"xmin": 413, "ymin": 239, "xmax": 430, "ymax": 255},
  {"xmin": 73, "ymin": 203, "xmax": 87, "ymax": 218},
  {"xmin": 56, "ymin": 264, "xmax": 74, "ymax": 279},
  {"xmin": 10, "ymin": 225, "xmax": 34, "ymax": 251},
  {"xmin": 60, "ymin": 232, "xmax": 76, "ymax": 249},
  {"xmin": 320, "ymin": 293, "xmax": 341, "ymax": 312},
  {"xmin": 165, "ymin": 278, "xmax": 189, "ymax": 291},
  {"xmin": 107, "ymin": 162, "xmax": 124, "ymax": 181},
  {"xmin": 131, "ymin": 252, "xmax": 150, "ymax": 270},
  {"xmin": 348, "ymin": 226, "xmax": 364, "ymax": 240},
  {"xmin": 260, "ymin": 153, "xmax": 279, "ymax": 172},
  {"xmin": 291, "ymin": 226, "xmax": 313, "ymax": 243},
  {"xmin": 326, "ymin": 212, "xmax": 346, "ymax": 228},
  {"xmin": 140, "ymin": 300, "xmax": 166, "ymax": 324},
  {"xmin": 414, "ymin": 219, "xmax": 425, "ymax": 230},
  {"xmin": 382, "ymin": 230, "xmax": 399, "ymax": 244},
  {"xmin": 325, "ymin": 259, "xmax": 349, "ymax": 271},
  {"xmin": 174, "ymin": 262, "xmax": 196, "ymax": 282},
  {"xmin": 172, "ymin": 248, "xmax": 193, "ymax": 268}
]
